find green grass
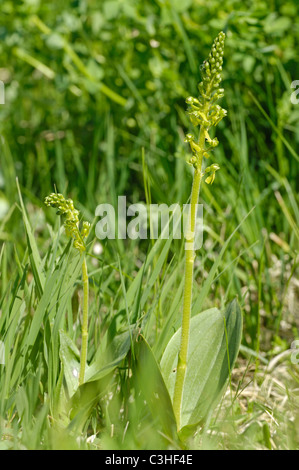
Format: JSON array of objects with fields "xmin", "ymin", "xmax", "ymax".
[{"xmin": 0, "ymin": 0, "xmax": 298, "ymax": 450}]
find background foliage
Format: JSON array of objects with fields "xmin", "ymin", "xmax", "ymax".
[{"xmin": 0, "ymin": 0, "xmax": 298, "ymax": 450}]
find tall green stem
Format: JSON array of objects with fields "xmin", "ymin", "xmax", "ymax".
[
  {"xmin": 173, "ymin": 128, "xmax": 205, "ymax": 430},
  {"xmin": 79, "ymin": 256, "xmax": 89, "ymax": 386},
  {"xmin": 44, "ymin": 192, "xmax": 91, "ymax": 386},
  {"xmin": 172, "ymin": 31, "xmax": 226, "ymax": 429}
]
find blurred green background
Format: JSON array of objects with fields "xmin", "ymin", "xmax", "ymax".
[
  {"xmin": 1, "ymin": 0, "xmax": 298, "ymax": 337},
  {"xmin": 1, "ymin": 0, "xmax": 298, "ymax": 203},
  {"xmin": 0, "ymin": 0, "xmax": 298, "ymax": 449}
]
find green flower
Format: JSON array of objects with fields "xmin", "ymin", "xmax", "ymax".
[
  {"xmin": 44, "ymin": 193, "xmax": 90, "ymax": 253},
  {"xmin": 184, "ymin": 32, "xmax": 227, "ymax": 168},
  {"xmin": 204, "ymin": 163, "xmax": 220, "ymax": 184}
]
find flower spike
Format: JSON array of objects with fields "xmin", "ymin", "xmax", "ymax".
[
  {"xmin": 184, "ymin": 32, "xmax": 227, "ymax": 169},
  {"xmin": 44, "ymin": 193, "xmax": 90, "ymax": 253}
]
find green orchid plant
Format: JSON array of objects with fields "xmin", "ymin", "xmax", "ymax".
[
  {"xmin": 173, "ymin": 32, "xmax": 227, "ymax": 429},
  {"xmin": 44, "ymin": 193, "xmax": 90, "ymax": 386}
]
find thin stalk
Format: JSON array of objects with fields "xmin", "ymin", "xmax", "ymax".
[
  {"xmin": 171, "ymin": 31, "xmax": 226, "ymax": 428},
  {"xmin": 173, "ymin": 127, "xmax": 205, "ymax": 429},
  {"xmin": 44, "ymin": 192, "xmax": 91, "ymax": 385},
  {"xmin": 79, "ymin": 256, "xmax": 89, "ymax": 385}
]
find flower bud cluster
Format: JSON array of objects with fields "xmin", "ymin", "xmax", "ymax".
[
  {"xmin": 45, "ymin": 193, "xmax": 90, "ymax": 253},
  {"xmin": 186, "ymin": 32, "xmax": 226, "ymax": 131},
  {"xmin": 184, "ymin": 32, "xmax": 227, "ymax": 182}
]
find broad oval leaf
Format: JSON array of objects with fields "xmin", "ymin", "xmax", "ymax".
[
  {"xmin": 86, "ymin": 327, "xmax": 133, "ymax": 382},
  {"xmin": 160, "ymin": 299, "xmax": 242, "ymax": 429},
  {"xmin": 134, "ymin": 335, "xmax": 177, "ymax": 440},
  {"xmin": 59, "ymin": 330, "xmax": 81, "ymax": 397}
]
